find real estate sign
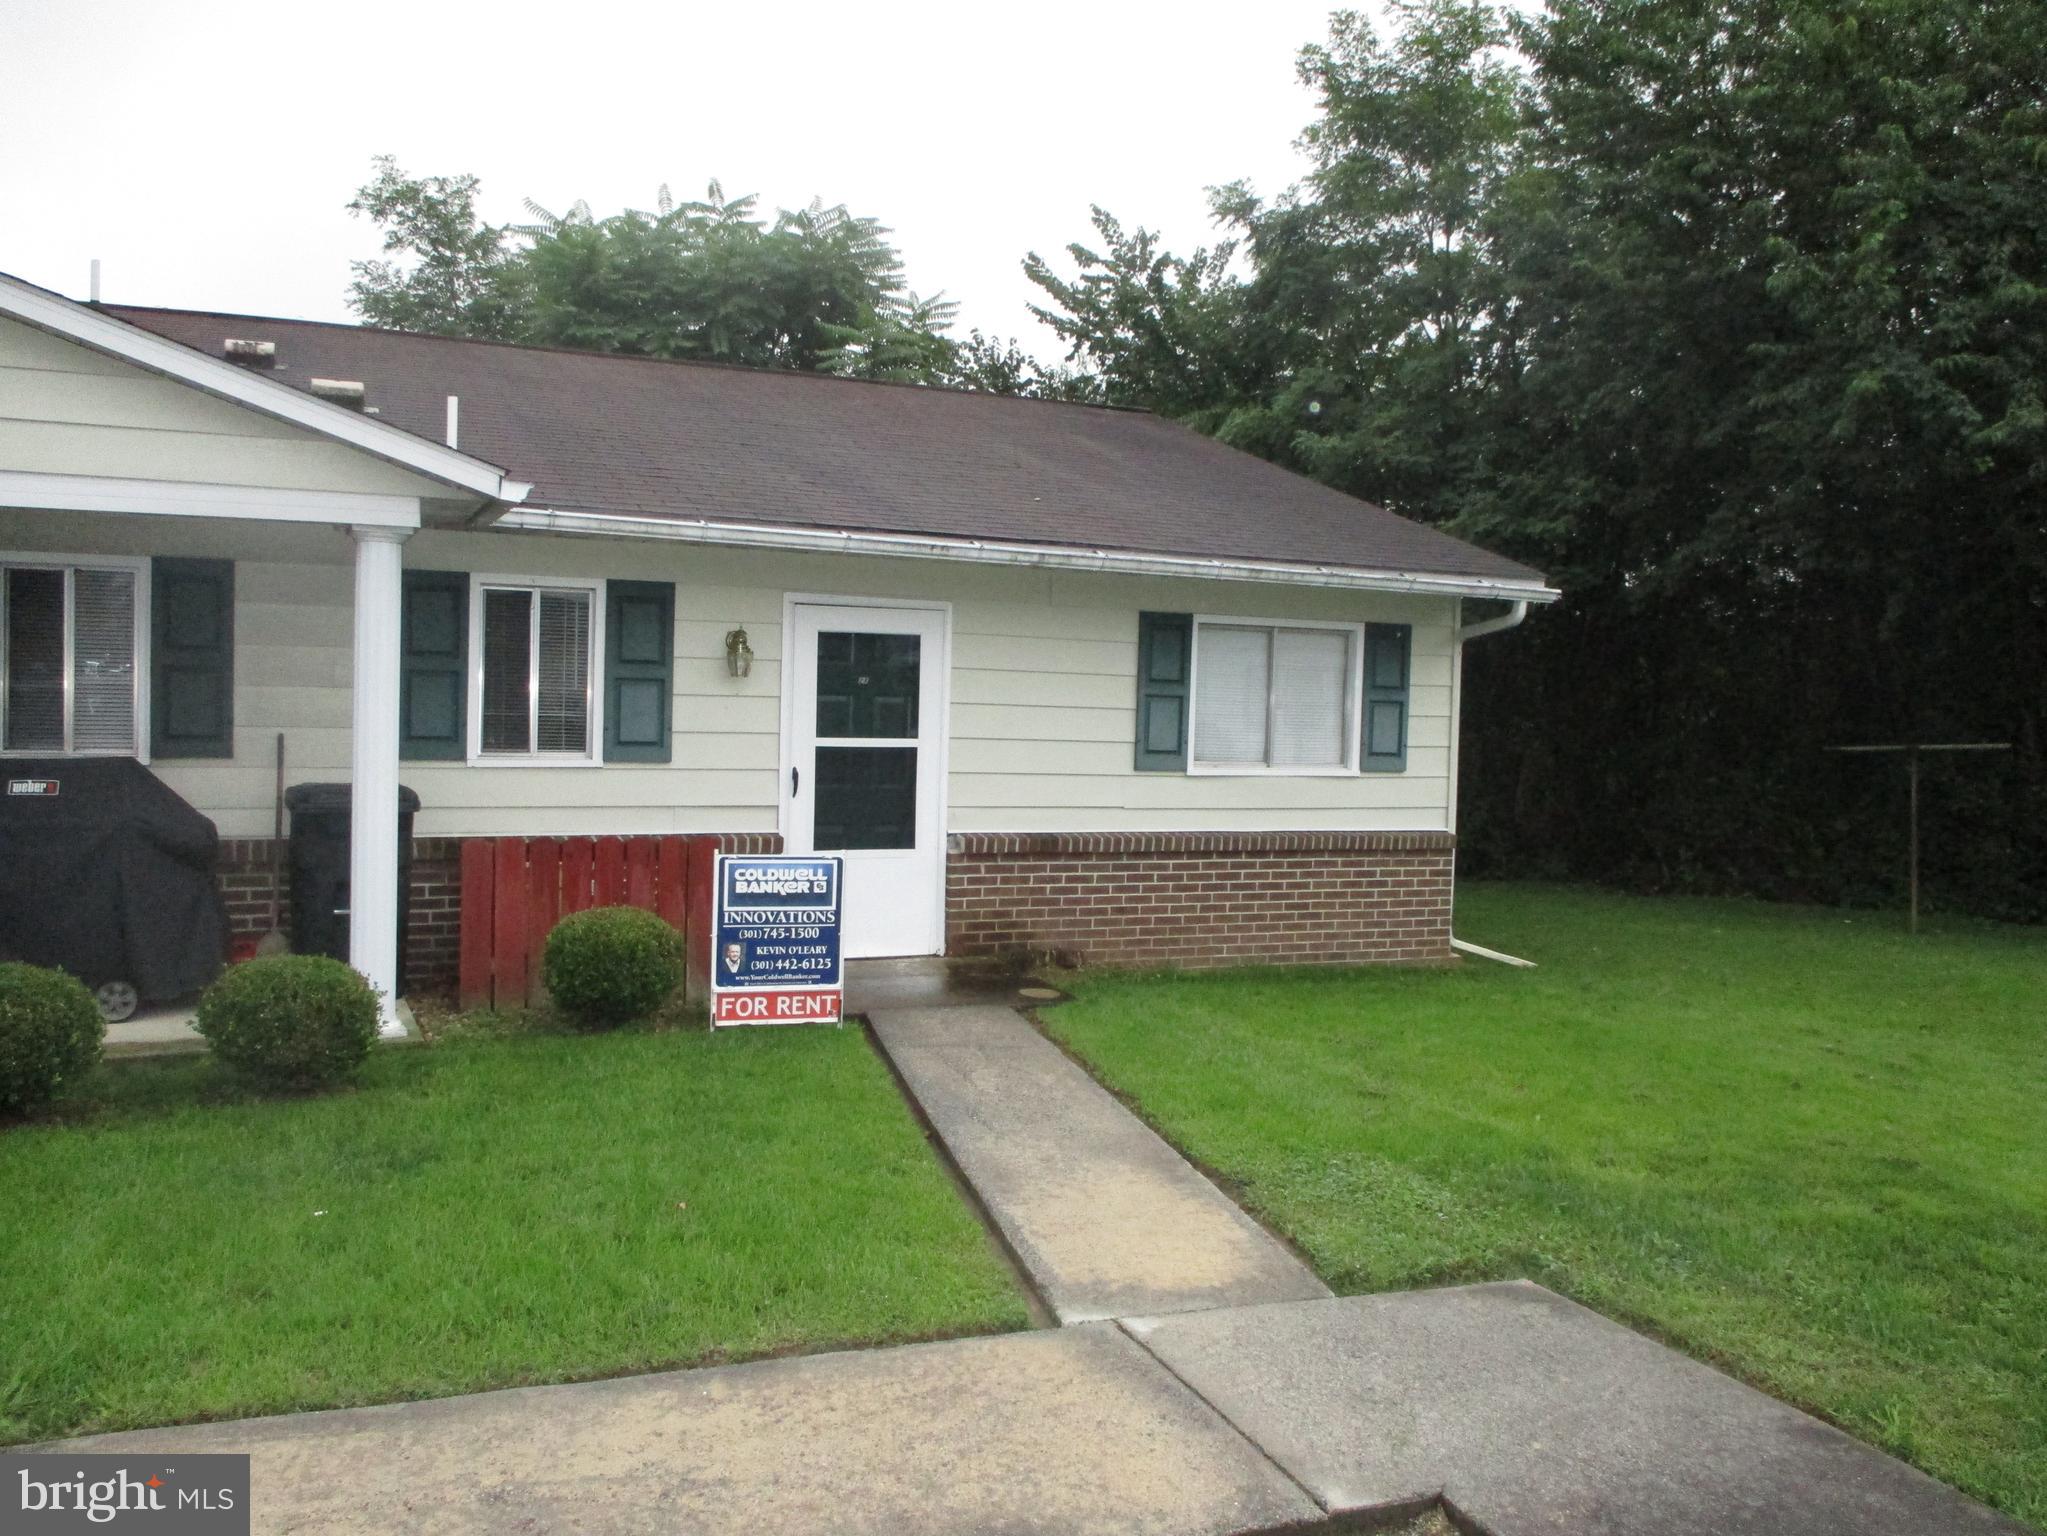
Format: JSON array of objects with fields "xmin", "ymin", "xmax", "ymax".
[{"xmin": 711, "ymin": 854, "xmax": 844, "ymax": 1025}]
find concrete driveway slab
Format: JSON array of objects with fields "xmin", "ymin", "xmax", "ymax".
[
  {"xmin": 868, "ymin": 1005, "xmax": 1331, "ymax": 1323},
  {"xmin": 1124, "ymin": 1281, "xmax": 2029, "ymax": 1535},
  {"xmin": 54, "ymin": 1325, "xmax": 1321, "ymax": 1536}
]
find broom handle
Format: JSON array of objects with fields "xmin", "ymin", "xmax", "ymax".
[{"xmin": 270, "ymin": 732, "xmax": 285, "ymax": 928}]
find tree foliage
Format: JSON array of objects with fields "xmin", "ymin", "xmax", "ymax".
[
  {"xmin": 348, "ymin": 161, "xmax": 1056, "ymax": 389},
  {"xmin": 1026, "ymin": 0, "xmax": 2047, "ymax": 919}
]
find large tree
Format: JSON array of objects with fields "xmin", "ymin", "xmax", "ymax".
[
  {"xmin": 347, "ymin": 161, "xmax": 1006, "ymax": 384},
  {"xmin": 1025, "ymin": 0, "xmax": 2047, "ymax": 919}
]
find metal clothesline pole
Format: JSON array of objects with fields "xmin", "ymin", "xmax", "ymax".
[{"xmin": 1824, "ymin": 742, "xmax": 2013, "ymax": 933}]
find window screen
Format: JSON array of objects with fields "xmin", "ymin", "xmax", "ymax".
[
  {"xmin": 3, "ymin": 563, "xmax": 139, "ymax": 755},
  {"xmin": 478, "ymin": 584, "xmax": 596, "ymax": 757},
  {"xmin": 1193, "ymin": 625, "xmax": 1271, "ymax": 764},
  {"xmin": 536, "ymin": 590, "xmax": 591, "ymax": 753},
  {"xmin": 4, "ymin": 567, "xmax": 65, "ymax": 751},
  {"xmin": 1192, "ymin": 620, "xmax": 1353, "ymax": 770},
  {"xmin": 480, "ymin": 589, "xmax": 532, "ymax": 753},
  {"xmin": 70, "ymin": 568, "xmax": 137, "ymax": 752},
  {"xmin": 1270, "ymin": 628, "xmax": 1349, "ymax": 768}
]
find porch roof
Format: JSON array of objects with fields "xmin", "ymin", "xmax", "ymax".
[{"xmin": 0, "ymin": 273, "xmax": 525, "ymax": 516}]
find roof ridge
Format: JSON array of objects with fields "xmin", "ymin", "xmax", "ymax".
[{"xmin": 97, "ymin": 302, "xmax": 1153, "ymax": 417}]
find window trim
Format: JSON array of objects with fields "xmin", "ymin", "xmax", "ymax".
[
  {"xmin": 1185, "ymin": 614, "xmax": 1363, "ymax": 778},
  {"xmin": 463, "ymin": 572, "xmax": 606, "ymax": 767},
  {"xmin": 0, "ymin": 550, "xmax": 151, "ymax": 762}
]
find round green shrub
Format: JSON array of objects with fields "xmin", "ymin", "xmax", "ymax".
[
  {"xmin": 195, "ymin": 955, "xmax": 378, "ymax": 1089},
  {"xmin": 542, "ymin": 906, "xmax": 684, "ymax": 1026},
  {"xmin": 0, "ymin": 963, "xmax": 104, "ymax": 1114}
]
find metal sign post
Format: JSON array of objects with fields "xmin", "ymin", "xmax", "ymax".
[
  {"xmin": 710, "ymin": 854, "xmax": 845, "ymax": 1025},
  {"xmin": 1824, "ymin": 742, "xmax": 2012, "ymax": 933}
]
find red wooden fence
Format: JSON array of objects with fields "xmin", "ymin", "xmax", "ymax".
[{"xmin": 458, "ymin": 834, "xmax": 718, "ymax": 1010}]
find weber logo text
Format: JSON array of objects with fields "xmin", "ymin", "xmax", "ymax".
[{"xmin": 3, "ymin": 1455, "xmax": 249, "ymax": 1534}]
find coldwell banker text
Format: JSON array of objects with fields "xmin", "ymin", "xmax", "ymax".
[{"xmin": 4, "ymin": 1454, "xmax": 250, "ymax": 1534}]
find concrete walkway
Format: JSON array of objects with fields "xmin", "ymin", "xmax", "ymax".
[
  {"xmin": 56, "ymin": 1326, "xmax": 1320, "ymax": 1536},
  {"xmin": 1129, "ymin": 1282, "xmax": 2028, "ymax": 1535},
  {"xmin": 51, "ymin": 1284, "xmax": 2025, "ymax": 1535},
  {"xmin": 867, "ymin": 1004, "xmax": 1330, "ymax": 1323}
]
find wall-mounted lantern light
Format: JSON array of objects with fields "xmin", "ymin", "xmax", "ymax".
[{"xmin": 724, "ymin": 627, "xmax": 754, "ymax": 678}]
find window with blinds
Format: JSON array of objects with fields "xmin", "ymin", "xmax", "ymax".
[
  {"xmin": 1191, "ymin": 619, "xmax": 1358, "ymax": 772},
  {"xmin": 2, "ymin": 561, "xmax": 140, "ymax": 755},
  {"xmin": 475, "ymin": 582, "xmax": 596, "ymax": 758}
]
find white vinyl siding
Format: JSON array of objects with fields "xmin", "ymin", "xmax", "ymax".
[
  {"xmin": 0, "ymin": 514, "xmax": 1461, "ymax": 837},
  {"xmin": 0, "ymin": 555, "xmax": 144, "ymax": 756},
  {"xmin": 0, "ymin": 316, "xmax": 452, "ymax": 499}
]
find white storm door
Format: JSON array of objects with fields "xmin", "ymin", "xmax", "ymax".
[{"xmin": 785, "ymin": 602, "xmax": 946, "ymax": 958}]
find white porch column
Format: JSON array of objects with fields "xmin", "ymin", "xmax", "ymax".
[{"xmin": 349, "ymin": 525, "xmax": 411, "ymax": 1037}]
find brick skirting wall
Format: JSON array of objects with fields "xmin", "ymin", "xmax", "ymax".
[
  {"xmin": 945, "ymin": 830, "xmax": 1457, "ymax": 968},
  {"xmin": 219, "ymin": 831, "xmax": 787, "ymax": 1000},
  {"xmin": 216, "ymin": 838, "xmax": 287, "ymax": 943},
  {"xmin": 407, "ymin": 839, "xmax": 463, "ymax": 994},
  {"xmin": 216, "ymin": 836, "xmax": 464, "ymax": 996}
]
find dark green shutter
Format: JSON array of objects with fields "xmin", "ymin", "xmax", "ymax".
[
  {"xmin": 605, "ymin": 580, "xmax": 674, "ymax": 763},
  {"xmin": 1362, "ymin": 622, "xmax": 1410, "ymax": 772},
  {"xmin": 150, "ymin": 557, "xmax": 234, "ymax": 758},
  {"xmin": 1134, "ymin": 611, "xmax": 1192, "ymax": 771},
  {"xmin": 400, "ymin": 570, "xmax": 468, "ymax": 761}
]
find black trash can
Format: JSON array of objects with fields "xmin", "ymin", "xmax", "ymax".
[{"xmin": 284, "ymin": 783, "xmax": 420, "ymax": 996}]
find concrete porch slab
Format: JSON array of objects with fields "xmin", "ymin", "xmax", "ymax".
[
  {"xmin": 868, "ymin": 1005, "xmax": 1331, "ymax": 1324},
  {"xmin": 102, "ymin": 1004, "xmax": 206, "ymax": 1058},
  {"xmin": 101, "ymin": 999, "xmax": 421, "ymax": 1059},
  {"xmin": 1123, "ymin": 1282, "xmax": 2029, "ymax": 1535},
  {"xmin": 51, "ymin": 1325, "xmax": 1322, "ymax": 1536},
  {"xmin": 844, "ymin": 956, "xmax": 1064, "ymax": 1014}
]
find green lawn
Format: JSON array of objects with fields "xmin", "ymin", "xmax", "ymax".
[
  {"xmin": 0, "ymin": 1025, "xmax": 1027, "ymax": 1444},
  {"xmin": 1043, "ymin": 884, "xmax": 2047, "ymax": 1527}
]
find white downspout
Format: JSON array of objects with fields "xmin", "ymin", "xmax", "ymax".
[
  {"xmin": 1449, "ymin": 597, "xmax": 1538, "ymax": 967},
  {"xmin": 1457, "ymin": 598, "xmax": 1529, "ymax": 643}
]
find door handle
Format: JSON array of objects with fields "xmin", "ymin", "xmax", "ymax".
[{"xmin": 790, "ymin": 766, "xmax": 800, "ymax": 798}]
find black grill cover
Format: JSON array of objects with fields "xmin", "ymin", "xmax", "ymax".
[{"xmin": 0, "ymin": 757, "xmax": 227, "ymax": 1002}]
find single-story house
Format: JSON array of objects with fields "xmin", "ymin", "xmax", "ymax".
[{"xmin": 0, "ymin": 270, "xmax": 1557, "ymax": 1029}]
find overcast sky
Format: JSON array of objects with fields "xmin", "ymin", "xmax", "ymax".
[{"xmin": 0, "ymin": 1, "xmax": 1371, "ymax": 362}]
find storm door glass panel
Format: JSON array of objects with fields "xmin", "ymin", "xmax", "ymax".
[
  {"xmin": 812, "ymin": 629, "xmax": 921, "ymax": 850},
  {"xmin": 1193, "ymin": 624, "xmax": 1270, "ymax": 765},
  {"xmin": 535, "ymin": 590, "xmax": 591, "ymax": 753},
  {"xmin": 4, "ymin": 567, "xmax": 65, "ymax": 751},
  {"xmin": 813, "ymin": 746, "xmax": 917, "ymax": 850},
  {"xmin": 815, "ymin": 632, "xmax": 920, "ymax": 738},
  {"xmin": 480, "ymin": 588, "xmax": 533, "ymax": 753},
  {"xmin": 71, "ymin": 568, "xmax": 136, "ymax": 752},
  {"xmin": 1269, "ymin": 628, "xmax": 1349, "ymax": 768}
]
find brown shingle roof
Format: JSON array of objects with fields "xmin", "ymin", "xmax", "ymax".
[{"xmin": 107, "ymin": 305, "xmax": 1548, "ymax": 590}]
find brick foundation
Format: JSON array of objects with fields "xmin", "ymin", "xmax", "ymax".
[
  {"xmin": 945, "ymin": 830, "xmax": 1457, "ymax": 968},
  {"xmin": 406, "ymin": 838, "xmax": 463, "ymax": 995},
  {"xmin": 215, "ymin": 836, "xmax": 464, "ymax": 996}
]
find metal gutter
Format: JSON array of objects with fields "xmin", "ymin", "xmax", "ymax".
[{"xmin": 492, "ymin": 507, "xmax": 1562, "ymax": 602}]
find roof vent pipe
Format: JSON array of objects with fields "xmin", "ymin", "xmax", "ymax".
[
  {"xmin": 446, "ymin": 395, "xmax": 459, "ymax": 449},
  {"xmin": 90, "ymin": 259, "xmax": 101, "ymax": 304},
  {"xmin": 309, "ymin": 377, "xmax": 366, "ymax": 410}
]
